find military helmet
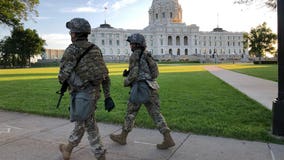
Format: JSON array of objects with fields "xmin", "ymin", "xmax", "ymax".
[
  {"xmin": 126, "ymin": 33, "xmax": 146, "ymax": 47},
  {"xmin": 66, "ymin": 18, "xmax": 91, "ymax": 33}
]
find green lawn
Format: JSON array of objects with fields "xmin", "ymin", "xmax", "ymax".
[
  {"xmin": 219, "ymin": 63, "xmax": 278, "ymax": 82},
  {"xmin": 0, "ymin": 64, "xmax": 282, "ymax": 144}
]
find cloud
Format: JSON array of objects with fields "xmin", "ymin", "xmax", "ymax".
[
  {"xmin": 41, "ymin": 33, "xmax": 70, "ymax": 49},
  {"xmin": 86, "ymin": 0, "xmax": 95, "ymax": 6},
  {"xmin": 61, "ymin": 6, "xmax": 100, "ymax": 13},
  {"xmin": 71, "ymin": 7, "xmax": 98, "ymax": 13},
  {"xmin": 62, "ymin": 0, "xmax": 139, "ymax": 13},
  {"xmin": 111, "ymin": 0, "xmax": 138, "ymax": 10}
]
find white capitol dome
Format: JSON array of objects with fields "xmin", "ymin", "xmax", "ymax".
[{"xmin": 89, "ymin": 0, "xmax": 248, "ymax": 62}]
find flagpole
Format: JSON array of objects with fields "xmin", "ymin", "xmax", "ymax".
[{"xmin": 104, "ymin": 6, "xmax": 107, "ymax": 24}]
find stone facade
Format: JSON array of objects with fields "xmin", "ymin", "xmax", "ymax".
[
  {"xmin": 44, "ymin": 49, "xmax": 65, "ymax": 60},
  {"xmin": 89, "ymin": 0, "xmax": 248, "ymax": 62}
]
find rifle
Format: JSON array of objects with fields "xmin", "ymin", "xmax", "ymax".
[{"xmin": 56, "ymin": 81, "xmax": 68, "ymax": 108}]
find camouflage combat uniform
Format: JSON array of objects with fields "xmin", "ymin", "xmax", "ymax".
[
  {"xmin": 122, "ymin": 49, "xmax": 171, "ymax": 134},
  {"xmin": 58, "ymin": 40, "xmax": 110, "ymax": 158}
]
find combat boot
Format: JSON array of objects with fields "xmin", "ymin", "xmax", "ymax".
[
  {"xmin": 110, "ymin": 130, "xmax": 128, "ymax": 145},
  {"xmin": 59, "ymin": 143, "xmax": 73, "ymax": 160},
  {"xmin": 97, "ymin": 154, "xmax": 106, "ymax": 160},
  {"xmin": 157, "ymin": 132, "xmax": 175, "ymax": 149}
]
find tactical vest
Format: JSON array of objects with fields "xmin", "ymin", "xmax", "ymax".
[{"xmin": 74, "ymin": 43, "xmax": 109, "ymax": 86}]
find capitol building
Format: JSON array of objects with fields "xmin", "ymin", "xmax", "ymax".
[{"xmin": 89, "ymin": 0, "xmax": 248, "ymax": 62}]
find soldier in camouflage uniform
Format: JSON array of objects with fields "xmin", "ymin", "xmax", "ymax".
[
  {"xmin": 58, "ymin": 18, "xmax": 113, "ymax": 160},
  {"xmin": 110, "ymin": 33, "xmax": 175, "ymax": 149}
]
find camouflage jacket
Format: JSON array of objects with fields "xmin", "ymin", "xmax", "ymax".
[
  {"xmin": 58, "ymin": 40, "xmax": 110, "ymax": 98},
  {"xmin": 124, "ymin": 49, "xmax": 159, "ymax": 89}
]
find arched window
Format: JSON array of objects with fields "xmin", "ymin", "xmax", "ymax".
[
  {"xmin": 169, "ymin": 49, "xmax": 173, "ymax": 55},
  {"xmin": 176, "ymin": 36, "xmax": 180, "ymax": 45},
  {"xmin": 184, "ymin": 36, "xmax": 188, "ymax": 45},
  {"xmin": 168, "ymin": 36, "xmax": 172, "ymax": 45},
  {"xmin": 185, "ymin": 49, "xmax": 188, "ymax": 55}
]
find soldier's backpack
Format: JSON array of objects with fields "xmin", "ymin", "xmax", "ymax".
[
  {"xmin": 145, "ymin": 51, "xmax": 159, "ymax": 79},
  {"xmin": 75, "ymin": 44, "xmax": 109, "ymax": 85}
]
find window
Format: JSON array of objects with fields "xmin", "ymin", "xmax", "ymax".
[
  {"xmin": 160, "ymin": 39, "xmax": 163, "ymax": 45},
  {"xmin": 109, "ymin": 40, "xmax": 112, "ymax": 45},
  {"xmin": 176, "ymin": 36, "xmax": 180, "ymax": 45},
  {"xmin": 163, "ymin": 12, "xmax": 165, "ymax": 18},
  {"xmin": 170, "ymin": 12, "xmax": 173, "ymax": 18},
  {"xmin": 156, "ymin": 13, "xmax": 158, "ymax": 19},
  {"xmin": 184, "ymin": 36, "xmax": 188, "ymax": 45},
  {"xmin": 168, "ymin": 36, "xmax": 173, "ymax": 45},
  {"xmin": 185, "ymin": 49, "xmax": 188, "ymax": 55},
  {"xmin": 116, "ymin": 40, "xmax": 120, "ymax": 46}
]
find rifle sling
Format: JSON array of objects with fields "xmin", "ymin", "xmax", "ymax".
[{"xmin": 75, "ymin": 44, "xmax": 95, "ymax": 68}]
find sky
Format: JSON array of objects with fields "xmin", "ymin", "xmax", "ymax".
[{"xmin": 0, "ymin": 0, "xmax": 277, "ymax": 49}]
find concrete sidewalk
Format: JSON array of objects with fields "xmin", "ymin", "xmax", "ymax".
[
  {"xmin": 204, "ymin": 65, "xmax": 277, "ymax": 110},
  {"xmin": 0, "ymin": 65, "xmax": 283, "ymax": 160},
  {"xmin": 0, "ymin": 111, "xmax": 284, "ymax": 160}
]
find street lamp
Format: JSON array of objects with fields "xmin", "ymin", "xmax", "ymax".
[{"xmin": 272, "ymin": 0, "xmax": 284, "ymax": 136}]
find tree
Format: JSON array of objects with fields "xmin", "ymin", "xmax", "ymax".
[
  {"xmin": 234, "ymin": 0, "xmax": 277, "ymax": 10},
  {"xmin": 0, "ymin": 0, "xmax": 39, "ymax": 27},
  {"xmin": 247, "ymin": 22, "xmax": 277, "ymax": 60},
  {"xmin": 0, "ymin": 26, "xmax": 45, "ymax": 67},
  {"xmin": 243, "ymin": 32, "xmax": 249, "ymax": 50}
]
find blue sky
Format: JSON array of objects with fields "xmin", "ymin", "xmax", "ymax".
[{"xmin": 0, "ymin": 0, "xmax": 277, "ymax": 49}]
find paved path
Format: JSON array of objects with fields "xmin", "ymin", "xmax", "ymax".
[
  {"xmin": 204, "ymin": 65, "xmax": 278, "ymax": 110},
  {"xmin": 0, "ymin": 111, "xmax": 284, "ymax": 160},
  {"xmin": 0, "ymin": 65, "xmax": 283, "ymax": 160}
]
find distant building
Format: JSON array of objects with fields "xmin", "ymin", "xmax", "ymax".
[
  {"xmin": 44, "ymin": 49, "xmax": 64, "ymax": 60},
  {"xmin": 89, "ymin": 0, "xmax": 248, "ymax": 62}
]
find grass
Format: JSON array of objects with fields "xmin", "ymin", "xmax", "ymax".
[
  {"xmin": 0, "ymin": 63, "xmax": 282, "ymax": 144},
  {"xmin": 219, "ymin": 63, "xmax": 278, "ymax": 82}
]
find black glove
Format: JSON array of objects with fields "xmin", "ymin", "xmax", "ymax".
[
  {"xmin": 104, "ymin": 97, "xmax": 115, "ymax": 112},
  {"xmin": 123, "ymin": 69, "xmax": 130, "ymax": 77}
]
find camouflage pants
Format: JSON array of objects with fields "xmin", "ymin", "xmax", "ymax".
[
  {"xmin": 123, "ymin": 89, "xmax": 171, "ymax": 134},
  {"xmin": 68, "ymin": 114, "xmax": 105, "ymax": 158}
]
